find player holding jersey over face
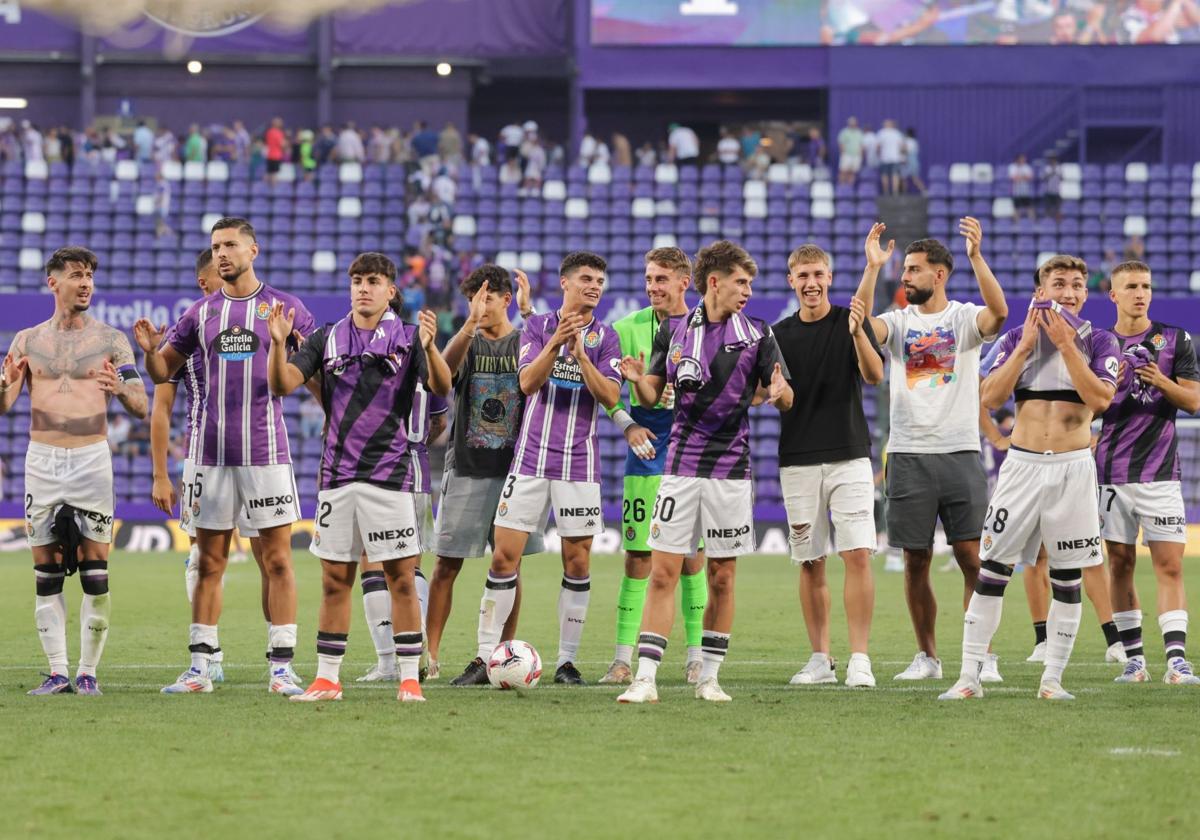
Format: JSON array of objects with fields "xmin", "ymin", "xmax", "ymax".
[
  {"xmin": 450, "ymin": 251, "xmax": 622, "ymax": 688},
  {"xmin": 617, "ymin": 240, "xmax": 793, "ymax": 704},
  {"xmin": 941, "ymin": 254, "xmax": 1119, "ymax": 702},
  {"xmin": 1098, "ymin": 261, "xmax": 1200, "ymax": 686},
  {"xmin": 598, "ymin": 247, "xmax": 708, "ymax": 687}
]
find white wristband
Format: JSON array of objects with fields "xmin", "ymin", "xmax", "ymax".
[{"xmin": 612, "ymin": 408, "xmax": 637, "ymax": 433}]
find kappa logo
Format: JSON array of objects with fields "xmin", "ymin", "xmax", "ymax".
[
  {"xmin": 396, "ymin": 541, "xmax": 409, "ymax": 552},
  {"xmin": 273, "ymin": 507, "xmax": 286, "ymax": 517},
  {"xmin": 586, "ymin": 519, "xmax": 596, "ymax": 528}
]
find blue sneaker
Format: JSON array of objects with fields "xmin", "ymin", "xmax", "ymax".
[
  {"xmin": 28, "ymin": 673, "xmax": 74, "ymax": 695},
  {"xmin": 208, "ymin": 662, "xmax": 225, "ymax": 683},
  {"xmin": 74, "ymin": 674, "xmax": 103, "ymax": 696}
]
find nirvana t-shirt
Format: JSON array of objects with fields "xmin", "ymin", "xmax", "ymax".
[{"xmin": 447, "ymin": 331, "xmax": 525, "ymax": 478}]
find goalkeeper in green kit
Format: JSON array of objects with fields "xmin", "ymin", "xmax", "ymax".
[{"xmin": 598, "ymin": 247, "xmax": 708, "ymax": 686}]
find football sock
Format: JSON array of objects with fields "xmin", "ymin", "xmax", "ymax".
[
  {"xmin": 557, "ymin": 574, "xmax": 591, "ymax": 668},
  {"xmin": 77, "ymin": 561, "xmax": 111, "ymax": 678},
  {"xmin": 185, "ymin": 544, "xmax": 199, "ymax": 603},
  {"xmin": 268, "ymin": 623, "xmax": 297, "ymax": 667},
  {"xmin": 414, "ymin": 567, "xmax": 430, "ymax": 635},
  {"xmin": 34, "ymin": 564, "xmax": 68, "ymax": 675},
  {"xmin": 361, "ymin": 571, "xmax": 395, "ymax": 670},
  {"xmin": 614, "ymin": 574, "xmax": 648, "ymax": 664},
  {"xmin": 316, "ymin": 631, "xmax": 348, "ymax": 683},
  {"xmin": 1042, "ymin": 569, "xmax": 1083, "ymax": 684},
  {"xmin": 1033, "ymin": 620, "xmax": 1048, "ymax": 646},
  {"xmin": 189, "ymin": 623, "xmax": 218, "ymax": 676},
  {"xmin": 394, "ymin": 631, "xmax": 423, "ymax": 683},
  {"xmin": 700, "ymin": 631, "xmax": 730, "ymax": 682},
  {"xmin": 681, "ymin": 568, "xmax": 707, "ymax": 657},
  {"xmin": 1113, "ymin": 609, "xmax": 1144, "ymax": 660},
  {"xmin": 211, "ymin": 647, "xmax": 224, "ymax": 664},
  {"xmin": 476, "ymin": 571, "xmax": 518, "ymax": 661},
  {"xmin": 1100, "ymin": 620, "xmax": 1120, "ymax": 648},
  {"xmin": 961, "ymin": 561, "xmax": 1012, "ymax": 678},
  {"xmin": 1159, "ymin": 609, "xmax": 1188, "ymax": 662},
  {"xmin": 635, "ymin": 632, "xmax": 667, "ymax": 682},
  {"xmin": 265, "ymin": 622, "xmax": 273, "ymax": 661}
]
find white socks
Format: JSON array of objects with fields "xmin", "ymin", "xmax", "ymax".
[
  {"xmin": 960, "ymin": 593, "xmax": 1005, "ymax": 679},
  {"xmin": 556, "ymin": 575, "xmax": 591, "ymax": 669},
  {"xmin": 189, "ymin": 623, "xmax": 218, "ymax": 676},
  {"xmin": 476, "ymin": 571, "xmax": 518, "ymax": 661},
  {"xmin": 1042, "ymin": 600, "xmax": 1082, "ymax": 684},
  {"xmin": 77, "ymin": 593, "xmax": 111, "ymax": 678},
  {"xmin": 34, "ymin": 593, "xmax": 68, "ymax": 676}
]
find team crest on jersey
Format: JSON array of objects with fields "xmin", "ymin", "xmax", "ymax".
[
  {"xmin": 1151, "ymin": 333, "xmax": 1165, "ymax": 351},
  {"xmin": 498, "ymin": 502, "xmax": 508, "ymax": 517},
  {"xmin": 255, "ymin": 301, "xmax": 270, "ymax": 320},
  {"xmin": 26, "ymin": 522, "xmax": 34, "ymax": 537},
  {"xmin": 625, "ymin": 526, "xmax": 636, "ymax": 541},
  {"xmin": 670, "ymin": 344, "xmax": 683, "ymax": 365},
  {"xmin": 181, "ymin": 510, "xmax": 190, "ymax": 526},
  {"xmin": 313, "ymin": 531, "xmax": 321, "ymax": 546},
  {"xmin": 584, "ymin": 331, "xmax": 600, "ymax": 348},
  {"xmin": 192, "ymin": 501, "xmax": 201, "ymax": 516},
  {"xmin": 651, "ymin": 524, "xmax": 661, "ymax": 539},
  {"xmin": 215, "ymin": 326, "xmax": 260, "ymax": 361},
  {"xmin": 983, "ymin": 534, "xmax": 992, "ymax": 550}
]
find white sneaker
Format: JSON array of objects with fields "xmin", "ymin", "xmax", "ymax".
[
  {"xmin": 1105, "ymin": 642, "xmax": 1128, "ymax": 664},
  {"xmin": 1026, "ymin": 641, "xmax": 1046, "ymax": 663},
  {"xmin": 269, "ymin": 666, "xmax": 305, "ymax": 696},
  {"xmin": 979, "ymin": 653, "xmax": 1003, "ymax": 684},
  {"xmin": 789, "ymin": 653, "xmax": 837, "ymax": 685},
  {"xmin": 845, "ymin": 653, "xmax": 876, "ymax": 688},
  {"xmin": 1164, "ymin": 657, "xmax": 1200, "ymax": 685},
  {"xmin": 357, "ymin": 664, "xmax": 400, "ymax": 683},
  {"xmin": 694, "ymin": 677, "xmax": 732, "ymax": 702},
  {"xmin": 1114, "ymin": 657, "xmax": 1151, "ymax": 683},
  {"xmin": 893, "ymin": 652, "xmax": 942, "ymax": 681},
  {"xmin": 1038, "ymin": 679, "xmax": 1075, "ymax": 700},
  {"xmin": 883, "ymin": 554, "xmax": 905, "ymax": 573},
  {"xmin": 937, "ymin": 676, "xmax": 983, "ymax": 700},
  {"xmin": 161, "ymin": 667, "xmax": 213, "ymax": 694},
  {"xmin": 616, "ymin": 676, "xmax": 658, "ymax": 704}
]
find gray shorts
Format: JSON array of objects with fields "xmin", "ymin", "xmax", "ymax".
[
  {"xmin": 886, "ymin": 451, "xmax": 988, "ymax": 549},
  {"xmin": 433, "ymin": 468, "xmax": 546, "ymax": 559}
]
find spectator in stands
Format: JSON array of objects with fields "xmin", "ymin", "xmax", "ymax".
[
  {"xmin": 21, "ymin": 121, "xmax": 43, "ymax": 163},
  {"xmin": 1123, "ymin": 233, "xmax": 1146, "ymax": 261},
  {"xmin": 668, "ymin": 122, "xmax": 701, "ymax": 166},
  {"xmin": 432, "ymin": 165, "xmax": 457, "ymax": 206},
  {"xmin": 210, "ymin": 127, "xmax": 238, "ymax": 163},
  {"xmin": 429, "ymin": 199, "xmax": 454, "ymax": 248},
  {"xmin": 133, "ymin": 120, "xmax": 154, "ymax": 163},
  {"xmin": 231, "ymin": 120, "xmax": 251, "ymax": 162},
  {"xmin": 805, "ymin": 126, "xmax": 827, "ymax": 171},
  {"xmin": 43, "ymin": 128, "xmax": 62, "ymax": 164},
  {"xmin": 297, "ymin": 129, "xmax": 316, "ymax": 177},
  {"xmin": 498, "ymin": 121, "xmax": 525, "ymax": 161},
  {"xmin": 1121, "ymin": 0, "xmax": 1200, "ymax": 44},
  {"xmin": 438, "ymin": 121, "xmax": 464, "ymax": 165},
  {"xmin": 336, "ymin": 121, "xmax": 366, "ymax": 163},
  {"xmin": 499, "ymin": 153, "xmax": 523, "ymax": 185},
  {"xmin": 837, "ymin": 116, "xmax": 864, "ymax": 185},
  {"xmin": 739, "ymin": 125, "xmax": 762, "ymax": 160},
  {"xmin": 579, "ymin": 132, "xmax": 601, "ymax": 167},
  {"xmin": 717, "ymin": 127, "xmax": 741, "ymax": 165},
  {"xmin": 410, "ymin": 120, "xmax": 439, "ymax": 167},
  {"xmin": 368, "ymin": 125, "xmax": 391, "ymax": 164},
  {"xmin": 59, "ymin": 126, "xmax": 74, "ymax": 170},
  {"xmin": 154, "ymin": 171, "xmax": 173, "ymax": 236},
  {"xmin": 184, "ymin": 124, "xmax": 207, "ymax": 163},
  {"xmin": 468, "ymin": 132, "xmax": 491, "ymax": 167},
  {"xmin": 1008, "ymin": 153, "xmax": 1036, "ymax": 220},
  {"xmin": 264, "ymin": 117, "xmax": 286, "ymax": 183},
  {"xmin": 153, "ymin": 126, "xmax": 177, "ymax": 166},
  {"xmin": 521, "ymin": 136, "xmax": 547, "ymax": 195},
  {"xmin": 1041, "ymin": 154, "xmax": 1063, "ymax": 221},
  {"xmin": 611, "ymin": 132, "xmax": 632, "ymax": 167},
  {"xmin": 636, "ymin": 141, "xmax": 657, "ymax": 168},
  {"xmin": 861, "ymin": 122, "xmax": 879, "ymax": 170},
  {"xmin": 876, "ymin": 118, "xmax": 905, "ymax": 195},
  {"xmin": 901, "ymin": 127, "xmax": 925, "ymax": 194},
  {"xmin": 299, "ymin": 392, "xmax": 324, "ymax": 439},
  {"xmin": 0, "ymin": 123, "xmax": 20, "ymax": 162},
  {"xmin": 313, "ymin": 124, "xmax": 337, "ymax": 165}
]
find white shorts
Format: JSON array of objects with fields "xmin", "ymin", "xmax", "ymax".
[
  {"xmin": 493, "ymin": 473, "xmax": 603, "ymax": 538},
  {"xmin": 980, "ymin": 448, "xmax": 1102, "ymax": 570},
  {"xmin": 839, "ymin": 151, "xmax": 863, "ymax": 172},
  {"xmin": 180, "ymin": 458, "xmax": 257, "ymax": 538},
  {"xmin": 311, "ymin": 483, "xmax": 422, "ymax": 563},
  {"xmin": 191, "ymin": 463, "xmax": 300, "ymax": 532},
  {"xmin": 414, "ymin": 491, "xmax": 432, "ymax": 556},
  {"xmin": 647, "ymin": 475, "xmax": 752, "ymax": 557},
  {"xmin": 1099, "ymin": 481, "xmax": 1187, "ymax": 546},
  {"xmin": 781, "ymin": 458, "xmax": 875, "ymax": 563},
  {"xmin": 25, "ymin": 441, "xmax": 114, "ymax": 547}
]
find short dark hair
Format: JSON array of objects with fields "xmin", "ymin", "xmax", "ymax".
[
  {"xmin": 560, "ymin": 251, "xmax": 607, "ymax": 278},
  {"xmin": 905, "ymin": 239, "xmax": 954, "ymax": 273},
  {"xmin": 45, "ymin": 245, "xmax": 98, "ymax": 275},
  {"xmin": 461, "ymin": 263, "xmax": 513, "ymax": 298},
  {"xmin": 1111, "ymin": 260, "xmax": 1151, "ymax": 286},
  {"xmin": 210, "ymin": 216, "xmax": 257, "ymax": 243},
  {"xmin": 195, "ymin": 248, "xmax": 213, "ymax": 275},
  {"xmin": 693, "ymin": 240, "xmax": 757, "ymax": 294},
  {"xmin": 348, "ymin": 252, "xmax": 397, "ymax": 282}
]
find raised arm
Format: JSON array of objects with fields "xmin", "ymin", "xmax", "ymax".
[
  {"xmin": 572, "ymin": 330, "xmax": 620, "ymax": 410},
  {"xmin": 442, "ymin": 284, "xmax": 487, "ymax": 376},
  {"xmin": 980, "ymin": 313, "xmax": 1036, "ymax": 411},
  {"xmin": 848, "ymin": 297, "xmax": 885, "ymax": 385},
  {"xmin": 519, "ymin": 315, "xmax": 579, "ymax": 396},
  {"xmin": 150, "ymin": 381, "xmax": 178, "ymax": 515},
  {"xmin": 621, "ymin": 353, "xmax": 665, "ymax": 408},
  {"xmin": 133, "ymin": 318, "xmax": 186, "ymax": 385},
  {"xmin": 0, "ymin": 330, "xmax": 30, "ymax": 415},
  {"xmin": 960, "ymin": 216, "xmax": 1007, "ymax": 338},
  {"xmin": 266, "ymin": 302, "xmax": 311, "ymax": 396},
  {"xmin": 856, "ymin": 222, "xmax": 894, "ymax": 345},
  {"xmin": 418, "ymin": 310, "xmax": 452, "ymax": 398},
  {"xmin": 1043, "ymin": 311, "xmax": 1115, "ymax": 415}
]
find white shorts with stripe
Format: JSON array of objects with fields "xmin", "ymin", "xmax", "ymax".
[{"xmin": 1099, "ymin": 480, "xmax": 1187, "ymax": 546}]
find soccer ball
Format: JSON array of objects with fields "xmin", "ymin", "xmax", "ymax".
[{"xmin": 487, "ymin": 640, "xmax": 542, "ymax": 691}]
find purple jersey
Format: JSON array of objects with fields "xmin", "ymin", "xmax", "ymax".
[
  {"xmin": 167, "ymin": 346, "xmax": 205, "ymax": 461},
  {"xmin": 982, "ymin": 317, "xmax": 1120, "ymax": 404},
  {"xmin": 1096, "ymin": 322, "xmax": 1199, "ymax": 484},
  {"xmin": 403, "ymin": 389, "xmax": 448, "ymax": 495},
  {"xmin": 647, "ymin": 307, "xmax": 786, "ymax": 479},
  {"xmin": 167, "ymin": 282, "xmax": 316, "ymax": 467},
  {"xmin": 290, "ymin": 312, "xmax": 428, "ymax": 491},
  {"xmin": 511, "ymin": 310, "xmax": 623, "ymax": 483}
]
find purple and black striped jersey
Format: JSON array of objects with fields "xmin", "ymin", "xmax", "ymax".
[
  {"xmin": 167, "ymin": 345, "xmax": 205, "ymax": 461},
  {"xmin": 290, "ymin": 312, "xmax": 428, "ymax": 492},
  {"xmin": 647, "ymin": 309, "xmax": 786, "ymax": 479},
  {"xmin": 1096, "ymin": 322, "xmax": 1199, "ymax": 485},
  {"xmin": 402, "ymin": 389, "xmax": 448, "ymax": 495},
  {"xmin": 167, "ymin": 282, "xmax": 316, "ymax": 467}
]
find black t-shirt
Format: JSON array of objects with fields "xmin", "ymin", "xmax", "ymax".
[
  {"xmin": 447, "ymin": 331, "xmax": 525, "ymax": 478},
  {"xmin": 773, "ymin": 305, "xmax": 882, "ymax": 467}
]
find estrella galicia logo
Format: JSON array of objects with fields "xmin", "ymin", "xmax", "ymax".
[
  {"xmin": 143, "ymin": 8, "xmax": 266, "ymax": 38},
  {"xmin": 215, "ymin": 326, "xmax": 260, "ymax": 361}
]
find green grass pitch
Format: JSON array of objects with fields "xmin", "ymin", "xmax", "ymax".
[{"xmin": 1, "ymin": 550, "xmax": 1196, "ymax": 840}]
